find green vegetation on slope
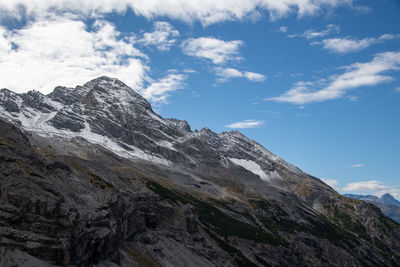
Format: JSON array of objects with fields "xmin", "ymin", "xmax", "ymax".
[
  {"xmin": 146, "ymin": 181, "xmax": 287, "ymax": 247},
  {"xmin": 147, "ymin": 180, "xmax": 400, "ymax": 265},
  {"xmin": 89, "ymin": 173, "xmax": 114, "ymax": 190},
  {"xmin": 250, "ymin": 199, "xmax": 360, "ymax": 250}
]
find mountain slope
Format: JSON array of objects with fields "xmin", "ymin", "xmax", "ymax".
[
  {"xmin": 0, "ymin": 76, "xmax": 399, "ymax": 266},
  {"xmin": 345, "ymin": 194, "xmax": 400, "ymax": 223}
]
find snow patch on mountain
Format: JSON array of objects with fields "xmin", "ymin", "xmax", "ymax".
[
  {"xmin": 229, "ymin": 158, "xmax": 271, "ymax": 181},
  {"xmin": 0, "ymin": 101, "xmax": 171, "ymax": 167},
  {"xmin": 156, "ymin": 140, "xmax": 177, "ymax": 151}
]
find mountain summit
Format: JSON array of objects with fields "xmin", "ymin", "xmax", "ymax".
[
  {"xmin": 0, "ymin": 76, "xmax": 302, "ymax": 188},
  {"xmin": 0, "ymin": 77, "xmax": 399, "ymax": 266}
]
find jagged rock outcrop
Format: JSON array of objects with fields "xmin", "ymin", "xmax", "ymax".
[{"xmin": 0, "ymin": 77, "xmax": 399, "ymax": 266}]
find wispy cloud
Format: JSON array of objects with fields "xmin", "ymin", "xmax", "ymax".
[
  {"xmin": 215, "ymin": 67, "xmax": 266, "ymax": 82},
  {"xmin": 316, "ymin": 34, "xmax": 400, "ymax": 54},
  {"xmin": 182, "ymin": 39, "xmax": 266, "ymax": 83},
  {"xmin": 279, "ymin": 26, "xmax": 288, "ymax": 33},
  {"xmin": 139, "ymin": 21, "xmax": 179, "ymax": 51},
  {"xmin": 0, "ymin": 17, "xmax": 148, "ymax": 93},
  {"xmin": 0, "ymin": 1, "xmax": 354, "ymax": 26},
  {"xmin": 296, "ymin": 113, "xmax": 312, "ymax": 118},
  {"xmin": 347, "ymin": 95, "xmax": 358, "ymax": 102},
  {"xmin": 140, "ymin": 72, "xmax": 186, "ymax": 104},
  {"xmin": 225, "ymin": 119, "xmax": 263, "ymax": 129},
  {"xmin": 288, "ymin": 24, "xmax": 339, "ymax": 39},
  {"xmin": 245, "ymin": 72, "xmax": 267, "ymax": 82},
  {"xmin": 352, "ymin": 163, "xmax": 364, "ymax": 168},
  {"xmin": 267, "ymin": 51, "xmax": 400, "ymax": 104},
  {"xmin": 181, "ymin": 37, "xmax": 243, "ymax": 64},
  {"xmin": 395, "ymin": 87, "xmax": 400, "ymax": 93}
]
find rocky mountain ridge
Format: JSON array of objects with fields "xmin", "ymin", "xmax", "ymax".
[
  {"xmin": 0, "ymin": 76, "xmax": 399, "ymax": 266},
  {"xmin": 0, "ymin": 76, "xmax": 301, "ymax": 179}
]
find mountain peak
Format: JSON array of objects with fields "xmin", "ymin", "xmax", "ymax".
[
  {"xmin": 88, "ymin": 75, "xmax": 114, "ymax": 82},
  {"xmin": 84, "ymin": 76, "xmax": 127, "ymax": 89},
  {"xmin": 381, "ymin": 193, "xmax": 395, "ymax": 199},
  {"xmin": 380, "ymin": 193, "xmax": 400, "ymax": 206},
  {"xmin": 0, "ymin": 76, "xmax": 306, "ymax": 180},
  {"xmin": 84, "ymin": 76, "xmax": 152, "ymax": 109},
  {"xmin": 224, "ymin": 129, "xmax": 246, "ymax": 139}
]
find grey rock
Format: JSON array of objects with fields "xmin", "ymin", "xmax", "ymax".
[
  {"xmin": 0, "ymin": 89, "xmax": 20, "ymax": 113},
  {"xmin": 48, "ymin": 104, "xmax": 85, "ymax": 132},
  {"xmin": 21, "ymin": 90, "xmax": 56, "ymax": 113}
]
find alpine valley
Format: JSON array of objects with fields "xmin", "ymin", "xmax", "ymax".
[{"xmin": 0, "ymin": 76, "xmax": 399, "ymax": 266}]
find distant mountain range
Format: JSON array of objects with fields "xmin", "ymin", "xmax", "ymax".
[
  {"xmin": 0, "ymin": 76, "xmax": 399, "ymax": 266},
  {"xmin": 344, "ymin": 194, "xmax": 400, "ymax": 222}
]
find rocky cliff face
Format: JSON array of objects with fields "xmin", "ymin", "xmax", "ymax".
[{"xmin": 0, "ymin": 76, "xmax": 399, "ymax": 266}]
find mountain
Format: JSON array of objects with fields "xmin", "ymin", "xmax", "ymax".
[
  {"xmin": 344, "ymin": 194, "xmax": 400, "ymax": 223},
  {"xmin": 344, "ymin": 193, "xmax": 400, "ymax": 207},
  {"xmin": 381, "ymin": 194, "xmax": 400, "ymax": 207},
  {"xmin": 343, "ymin": 194, "xmax": 379, "ymax": 202},
  {"xmin": 0, "ymin": 76, "xmax": 399, "ymax": 266}
]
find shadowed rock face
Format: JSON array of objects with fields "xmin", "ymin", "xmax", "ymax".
[{"xmin": 0, "ymin": 77, "xmax": 400, "ymax": 266}]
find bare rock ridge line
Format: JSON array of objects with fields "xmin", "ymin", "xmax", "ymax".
[
  {"xmin": 0, "ymin": 76, "xmax": 399, "ymax": 266},
  {"xmin": 0, "ymin": 75, "xmax": 302, "ymax": 181}
]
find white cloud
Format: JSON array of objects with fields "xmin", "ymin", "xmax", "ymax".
[
  {"xmin": 139, "ymin": 21, "xmax": 179, "ymax": 51},
  {"xmin": 318, "ymin": 34, "xmax": 400, "ymax": 54},
  {"xmin": 341, "ymin": 180, "xmax": 400, "ymax": 199},
  {"xmin": 279, "ymin": 26, "xmax": 288, "ymax": 32},
  {"xmin": 321, "ymin": 178, "xmax": 339, "ymax": 188},
  {"xmin": 288, "ymin": 24, "xmax": 339, "ymax": 39},
  {"xmin": 0, "ymin": 0, "xmax": 353, "ymax": 26},
  {"xmin": 0, "ymin": 17, "xmax": 187, "ymax": 105},
  {"xmin": 215, "ymin": 67, "xmax": 266, "ymax": 82},
  {"xmin": 320, "ymin": 38, "xmax": 373, "ymax": 53},
  {"xmin": 225, "ymin": 119, "xmax": 263, "ymax": 129},
  {"xmin": 244, "ymin": 71, "xmax": 267, "ymax": 82},
  {"xmin": 342, "ymin": 180, "xmax": 387, "ymax": 192},
  {"xmin": 182, "ymin": 37, "xmax": 243, "ymax": 64},
  {"xmin": 215, "ymin": 67, "xmax": 243, "ymax": 81},
  {"xmin": 352, "ymin": 163, "xmax": 364, "ymax": 168},
  {"xmin": 395, "ymin": 87, "xmax": 400, "ymax": 93},
  {"xmin": 0, "ymin": 17, "xmax": 148, "ymax": 94},
  {"xmin": 140, "ymin": 72, "xmax": 186, "ymax": 104},
  {"xmin": 267, "ymin": 51, "xmax": 400, "ymax": 104},
  {"xmin": 379, "ymin": 34, "xmax": 400, "ymax": 41},
  {"xmin": 375, "ymin": 189, "xmax": 400, "ymax": 199}
]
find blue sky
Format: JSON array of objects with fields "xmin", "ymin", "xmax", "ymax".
[{"xmin": 0, "ymin": 0, "xmax": 399, "ymax": 198}]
